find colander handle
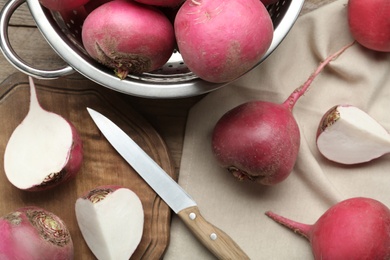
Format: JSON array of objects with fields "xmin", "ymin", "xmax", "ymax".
[{"xmin": 0, "ymin": 0, "xmax": 74, "ymax": 79}]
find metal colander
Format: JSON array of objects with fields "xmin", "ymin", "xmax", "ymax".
[{"xmin": 0, "ymin": 0, "xmax": 304, "ymax": 98}]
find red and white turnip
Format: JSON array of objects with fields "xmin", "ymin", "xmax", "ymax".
[
  {"xmin": 265, "ymin": 197, "xmax": 390, "ymax": 259},
  {"xmin": 211, "ymin": 42, "xmax": 354, "ymax": 185},
  {"xmin": 174, "ymin": 0, "xmax": 274, "ymax": 83},
  {"xmin": 316, "ymin": 104, "xmax": 390, "ymax": 164},
  {"xmin": 75, "ymin": 185, "xmax": 144, "ymax": 260},
  {"xmin": 347, "ymin": 0, "xmax": 390, "ymax": 52},
  {"xmin": 0, "ymin": 206, "xmax": 74, "ymax": 260},
  {"xmin": 3, "ymin": 77, "xmax": 83, "ymax": 191},
  {"xmin": 81, "ymin": 0, "xmax": 176, "ymax": 79}
]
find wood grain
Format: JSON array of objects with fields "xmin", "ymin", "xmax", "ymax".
[
  {"xmin": 0, "ymin": 73, "xmax": 175, "ymax": 259},
  {"xmin": 178, "ymin": 206, "xmax": 250, "ymax": 259}
]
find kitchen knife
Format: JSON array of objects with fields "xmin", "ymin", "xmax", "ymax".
[{"xmin": 87, "ymin": 108, "xmax": 249, "ymax": 260}]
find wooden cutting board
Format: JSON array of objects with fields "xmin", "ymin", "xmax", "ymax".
[{"xmin": 0, "ymin": 73, "xmax": 174, "ymax": 259}]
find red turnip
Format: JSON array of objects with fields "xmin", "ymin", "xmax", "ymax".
[
  {"xmin": 0, "ymin": 206, "xmax": 74, "ymax": 259},
  {"xmin": 347, "ymin": 0, "xmax": 390, "ymax": 52},
  {"xmin": 3, "ymin": 77, "xmax": 83, "ymax": 191},
  {"xmin": 75, "ymin": 185, "xmax": 144, "ymax": 260},
  {"xmin": 81, "ymin": 0, "xmax": 176, "ymax": 79},
  {"xmin": 174, "ymin": 0, "xmax": 274, "ymax": 83},
  {"xmin": 265, "ymin": 197, "xmax": 390, "ymax": 259},
  {"xmin": 39, "ymin": 0, "xmax": 90, "ymax": 11},
  {"xmin": 134, "ymin": 0, "xmax": 184, "ymax": 7},
  {"xmin": 211, "ymin": 42, "xmax": 354, "ymax": 185}
]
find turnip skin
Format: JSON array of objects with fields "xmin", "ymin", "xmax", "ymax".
[
  {"xmin": 134, "ymin": 0, "xmax": 185, "ymax": 7},
  {"xmin": 0, "ymin": 206, "xmax": 74, "ymax": 260},
  {"xmin": 347, "ymin": 0, "xmax": 390, "ymax": 52},
  {"xmin": 212, "ymin": 101, "xmax": 300, "ymax": 185},
  {"xmin": 174, "ymin": 0, "xmax": 274, "ymax": 83},
  {"xmin": 211, "ymin": 42, "xmax": 355, "ymax": 185},
  {"xmin": 81, "ymin": 1, "xmax": 176, "ymax": 79},
  {"xmin": 266, "ymin": 197, "xmax": 390, "ymax": 260}
]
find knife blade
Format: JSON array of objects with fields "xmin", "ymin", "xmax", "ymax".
[{"xmin": 87, "ymin": 108, "xmax": 249, "ymax": 260}]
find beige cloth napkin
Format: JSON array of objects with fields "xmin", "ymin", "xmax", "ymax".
[{"xmin": 164, "ymin": 0, "xmax": 390, "ymax": 259}]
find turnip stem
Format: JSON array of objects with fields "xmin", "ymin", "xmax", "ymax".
[
  {"xmin": 283, "ymin": 41, "xmax": 356, "ymax": 110},
  {"xmin": 28, "ymin": 76, "xmax": 41, "ymax": 114},
  {"xmin": 265, "ymin": 211, "xmax": 312, "ymax": 239}
]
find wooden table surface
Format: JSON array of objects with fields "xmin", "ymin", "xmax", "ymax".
[{"xmin": 0, "ymin": 0, "xmax": 336, "ymax": 179}]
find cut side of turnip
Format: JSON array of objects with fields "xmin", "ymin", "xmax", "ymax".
[
  {"xmin": 3, "ymin": 76, "xmax": 83, "ymax": 191},
  {"xmin": 75, "ymin": 185, "xmax": 144, "ymax": 260},
  {"xmin": 316, "ymin": 104, "xmax": 390, "ymax": 164}
]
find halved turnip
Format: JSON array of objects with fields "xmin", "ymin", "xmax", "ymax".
[
  {"xmin": 316, "ymin": 104, "xmax": 390, "ymax": 164},
  {"xmin": 3, "ymin": 77, "xmax": 83, "ymax": 191},
  {"xmin": 75, "ymin": 185, "xmax": 144, "ymax": 260},
  {"xmin": 0, "ymin": 206, "xmax": 74, "ymax": 260}
]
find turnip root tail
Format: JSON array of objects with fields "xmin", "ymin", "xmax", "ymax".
[
  {"xmin": 283, "ymin": 41, "xmax": 356, "ymax": 110},
  {"xmin": 265, "ymin": 211, "xmax": 312, "ymax": 239}
]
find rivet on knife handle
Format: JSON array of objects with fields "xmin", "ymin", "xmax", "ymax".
[{"xmin": 178, "ymin": 206, "xmax": 250, "ymax": 259}]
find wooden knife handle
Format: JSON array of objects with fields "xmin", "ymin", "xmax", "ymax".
[{"xmin": 178, "ymin": 206, "xmax": 250, "ymax": 260}]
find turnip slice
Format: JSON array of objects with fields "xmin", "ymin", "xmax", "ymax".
[
  {"xmin": 75, "ymin": 185, "xmax": 144, "ymax": 260},
  {"xmin": 265, "ymin": 197, "xmax": 390, "ymax": 259},
  {"xmin": 0, "ymin": 206, "xmax": 74, "ymax": 260},
  {"xmin": 316, "ymin": 105, "xmax": 390, "ymax": 164},
  {"xmin": 3, "ymin": 77, "xmax": 83, "ymax": 191}
]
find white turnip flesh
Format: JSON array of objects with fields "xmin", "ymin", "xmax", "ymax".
[
  {"xmin": 0, "ymin": 206, "xmax": 74, "ymax": 260},
  {"xmin": 75, "ymin": 185, "xmax": 144, "ymax": 260},
  {"xmin": 265, "ymin": 197, "xmax": 390, "ymax": 260},
  {"xmin": 3, "ymin": 77, "xmax": 83, "ymax": 191},
  {"xmin": 174, "ymin": 0, "xmax": 274, "ymax": 83},
  {"xmin": 317, "ymin": 104, "xmax": 390, "ymax": 164},
  {"xmin": 211, "ymin": 42, "xmax": 354, "ymax": 185},
  {"xmin": 81, "ymin": 1, "xmax": 176, "ymax": 79},
  {"xmin": 347, "ymin": 0, "xmax": 390, "ymax": 52}
]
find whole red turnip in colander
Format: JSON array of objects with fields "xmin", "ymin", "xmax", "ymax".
[{"xmin": 81, "ymin": 1, "xmax": 176, "ymax": 79}]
